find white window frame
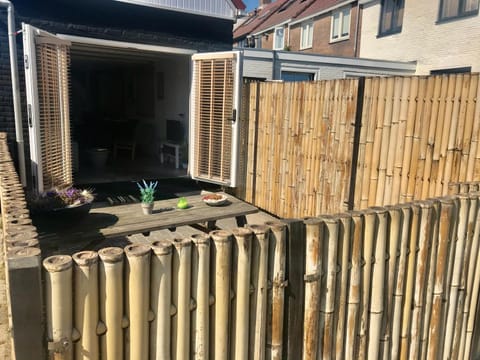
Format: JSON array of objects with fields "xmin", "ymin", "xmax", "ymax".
[
  {"xmin": 300, "ymin": 21, "xmax": 314, "ymax": 50},
  {"xmin": 273, "ymin": 27, "xmax": 285, "ymax": 50},
  {"xmin": 330, "ymin": 7, "xmax": 351, "ymax": 43}
]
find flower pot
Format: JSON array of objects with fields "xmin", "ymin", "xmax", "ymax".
[{"xmin": 141, "ymin": 202, "xmax": 154, "ymax": 215}]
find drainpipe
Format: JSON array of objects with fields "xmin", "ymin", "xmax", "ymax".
[
  {"xmin": 353, "ymin": 1, "xmax": 361, "ymax": 57},
  {"xmin": 0, "ymin": 0, "xmax": 26, "ymax": 187}
]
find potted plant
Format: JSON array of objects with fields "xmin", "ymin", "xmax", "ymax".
[
  {"xmin": 28, "ymin": 187, "xmax": 95, "ymax": 223},
  {"xmin": 137, "ymin": 180, "xmax": 158, "ymax": 215}
]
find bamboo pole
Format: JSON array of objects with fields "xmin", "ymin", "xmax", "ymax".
[
  {"xmin": 390, "ymin": 205, "xmax": 412, "ymax": 359},
  {"xmin": 381, "ymin": 206, "xmax": 401, "ymax": 359},
  {"xmin": 409, "ymin": 201, "xmax": 434, "ymax": 360},
  {"xmin": 466, "ymin": 76, "xmax": 480, "ymax": 181},
  {"xmin": 334, "ymin": 213, "xmax": 352, "ymax": 360},
  {"xmin": 302, "ymin": 218, "xmax": 323, "ymax": 360},
  {"xmin": 125, "ymin": 244, "xmax": 151, "ymax": 360},
  {"xmin": 150, "ymin": 240, "xmax": 173, "ymax": 360},
  {"xmin": 98, "ymin": 247, "xmax": 124, "ymax": 360},
  {"xmin": 368, "ymin": 79, "xmax": 387, "ymax": 207},
  {"xmin": 419, "ymin": 200, "xmax": 440, "ymax": 360},
  {"xmin": 368, "ymin": 208, "xmax": 387, "ymax": 359},
  {"xmin": 443, "ymin": 195, "xmax": 469, "ymax": 358},
  {"xmin": 375, "ymin": 77, "xmax": 395, "ymax": 206},
  {"xmin": 359, "ymin": 209, "xmax": 376, "ymax": 359},
  {"xmin": 190, "ymin": 234, "xmax": 210, "ymax": 360},
  {"xmin": 72, "ymin": 251, "xmax": 99, "ymax": 360},
  {"xmin": 317, "ymin": 216, "xmax": 338, "ymax": 360},
  {"xmin": 391, "ymin": 78, "xmax": 411, "ymax": 204},
  {"xmin": 399, "ymin": 77, "xmax": 419, "ymax": 203},
  {"xmin": 43, "ymin": 255, "xmax": 73, "ymax": 360},
  {"xmin": 400, "ymin": 203, "xmax": 420, "ymax": 359},
  {"xmin": 360, "ymin": 78, "xmax": 378, "ymax": 209},
  {"xmin": 210, "ymin": 230, "xmax": 233, "ymax": 360},
  {"xmin": 171, "ymin": 238, "xmax": 192, "ymax": 360},
  {"xmin": 427, "ymin": 197, "xmax": 455, "ymax": 359},
  {"xmin": 231, "ymin": 228, "xmax": 252, "ymax": 360},
  {"xmin": 465, "ymin": 194, "xmax": 480, "ymax": 358},
  {"xmin": 460, "ymin": 194, "xmax": 480, "ymax": 359},
  {"xmin": 265, "ymin": 221, "xmax": 287, "ymax": 360},
  {"xmin": 345, "ymin": 211, "xmax": 363, "ymax": 359},
  {"xmin": 454, "ymin": 194, "xmax": 478, "ymax": 359}
]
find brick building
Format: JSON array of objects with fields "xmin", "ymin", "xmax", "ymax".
[{"xmin": 234, "ymin": 0, "xmax": 360, "ymax": 57}]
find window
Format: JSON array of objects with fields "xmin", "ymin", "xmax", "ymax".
[
  {"xmin": 300, "ymin": 21, "xmax": 313, "ymax": 49},
  {"xmin": 274, "ymin": 27, "xmax": 285, "ymax": 50},
  {"xmin": 430, "ymin": 66, "xmax": 472, "ymax": 74},
  {"xmin": 379, "ymin": 0, "xmax": 404, "ymax": 36},
  {"xmin": 331, "ymin": 7, "xmax": 351, "ymax": 42},
  {"xmin": 439, "ymin": 0, "xmax": 479, "ymax": 21},
  {"xmin": 281, "ymin": 71, "xmax": 314, "ymax": 82}
]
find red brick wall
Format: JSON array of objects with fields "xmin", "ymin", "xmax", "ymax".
[{"xmin": 288, "ymin": 5, "xmax": 359, "ymax": 57}]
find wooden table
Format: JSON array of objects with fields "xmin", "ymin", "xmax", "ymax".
[{"xmin": 35, "ymin": 193, "xmax": 258, "ymax": 255}]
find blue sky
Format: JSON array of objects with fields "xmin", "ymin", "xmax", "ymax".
[{"xmin": 243, "ymin": 0, "xmax": 259, "ymax": 11}]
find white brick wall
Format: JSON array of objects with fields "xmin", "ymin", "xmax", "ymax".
[{"xmin": 359, "ymin": 0, "xmax": 480, "ymax": 74}]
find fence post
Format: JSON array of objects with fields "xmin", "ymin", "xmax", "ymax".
[
  {"xmin": 281, "ymin": 219, "xmax": 306, "ymax": 359},
  {"xmin": 265, "ymin": 221, "xmax": 287, "ymax": 360},
  {"xmin": 150, "ymin": 240, "xmax": 172, "ymax": 360},
  {"xmin": 210, "ymin": 230, "xmax": 233, "ymax": 360},
  {"xmin": 6, "ymin": 247, "xmax": 45, "ymax": 360},
  {"xmin": 43, "ymin": 254, "xmax": 74, "ymax": 360},
  {"xmin": 190, "ymin": 234, "xmax": 210, "ymax": 360},
  {"xmin": 125, "ymin": 244, "xmax": 151, "ymax": 360},
  {"xmin": 98, "ymin": 247, "xmax": 124, "ymax": 360},
  {"xmin": 72, "ymin": 251, "xmax": 99, "ymax": 360},
  {"xmin": 302, "ymin": 217, "xmax": 322, "ymax": 360}
]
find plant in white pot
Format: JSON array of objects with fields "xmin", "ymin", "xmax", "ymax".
[{"xmin": 137, "ymin": 180, "xmax": 158, "ymax": 215}]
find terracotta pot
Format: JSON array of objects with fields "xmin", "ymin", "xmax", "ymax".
[{"xmin": 141, "ymin": 202, "xmax": 154, "ymax": 215}]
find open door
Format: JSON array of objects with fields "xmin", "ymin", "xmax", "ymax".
[
  {"xmin": 23, "ymin": 23, "xmax": 72, "ymax": 193},
  {"xmin": 190, "ymin": 51, "xmax": 242, "ymax": 187}
]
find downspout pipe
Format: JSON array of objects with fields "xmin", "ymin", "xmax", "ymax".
[{"xmin": 0, "ymin": 0, "xmax": 26, "ymax": 187}]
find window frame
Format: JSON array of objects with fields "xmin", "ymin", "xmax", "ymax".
[
  {"xmin": 378, "ymin": 0, "xmax": 405, "ymax": 37},
  {"xmin": 438, "ymin": 0, "xmax": 479, "ymax": 22},
  {"xmin": 273, "ymin": 26, "xmax": 285, "ymax": 50},
  {"xmin": 300, "ymin": 21, "xmax": 314, "ymax": 50},
  {"xmin": 330, "ymin": 7, "xmax": 351, "ymax": 43}
]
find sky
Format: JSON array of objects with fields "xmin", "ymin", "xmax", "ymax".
[{"xmin": 243, "ymin": 0, "xmax": 260, "ymax": 11}]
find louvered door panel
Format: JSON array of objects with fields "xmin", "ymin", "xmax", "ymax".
[
  {"xmin": 190, "ymin": 51, "xmax": 241, "ymax": 187},
  {"xmin": 37, "ymin": 43, "xmax": 72, "ymax": 189},
  {"xmin": 23, "ymin": 24, "xmax": 72, "ymax": 192}
]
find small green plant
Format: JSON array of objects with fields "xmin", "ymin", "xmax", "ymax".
[{"xmin": 137, "ymin": 180, "xmax": 158, "ymax": 204}]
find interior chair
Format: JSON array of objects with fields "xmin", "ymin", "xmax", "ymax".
[{"xmin": 112, "ymin": 119, "xmax": 139, "ymax": 160}]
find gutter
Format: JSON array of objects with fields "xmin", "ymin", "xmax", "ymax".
[{"xmin": 0, "ymin": 0, "xmax": 26, "ymax": 186}]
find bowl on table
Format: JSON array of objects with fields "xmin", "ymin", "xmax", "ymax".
[{"xmin": 202, "ymin": 193, "xmax": 228, "ymax": 206}]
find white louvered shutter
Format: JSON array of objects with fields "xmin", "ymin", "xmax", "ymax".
[
  {"xmin": 23, "ymin": 24, "xmax": 72, "ymax": 193},
  {"xmin": 190, "ymin": 51, "xmax": 242, "ymax": 187}
]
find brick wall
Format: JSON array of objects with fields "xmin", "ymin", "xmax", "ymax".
[
  {"xmin": 289, "ymin": 4, "xmax": 358, "ymax": 57},
  {"xmin": 359, "ymin": 0, "xmax": 480, "ymax": 74}
]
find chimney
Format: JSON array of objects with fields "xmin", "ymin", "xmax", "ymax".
[{"xmin": 259, "ymin": 0, "xmax": 272, "ymax": 9}]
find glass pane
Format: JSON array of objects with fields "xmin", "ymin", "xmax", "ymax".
[
  {"xmin": 275, "ymin": 28, "xmax": 284, "ymax": 49},
  {"xmin": 342, "ymin": 9, "xmax": 350, "ymax": 36},
  {"xmin": 332, "ymin": 13, "xmax": 340, "ymax": 38},
  {"xmin": 465, "ymin": 0, "xmax": 479, "ymax": 12},
  {"xmin": 395, "ymin": 0, "xmax": 404, "ymax": 29},
  {"xmin": 441, "ymin": 0, "xmax": 460, "ymax": 18},
  {"xmin": 380, "ymin": 0, "xmax": 394, "ymax": 33}
]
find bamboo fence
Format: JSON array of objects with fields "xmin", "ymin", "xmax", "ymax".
[
  {"xmin": 36, "ymin": 191, "xmax": 480, "ymax": 360},
  {"xmin": 240, "ymin": 73, "xmax": 480, "ymax": 218}
]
